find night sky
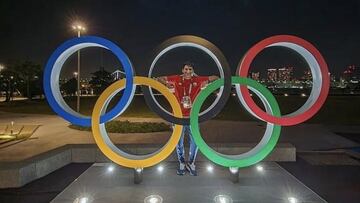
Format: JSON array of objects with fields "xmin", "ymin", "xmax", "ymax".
[{"xmin": 1, "ymin": 0, "xmax": 359, "ymax": 78}]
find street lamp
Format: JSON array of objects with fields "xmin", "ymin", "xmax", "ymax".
[
  {"xmin": 0, "ymin": 64, "xmax": 5, "ymax": 72},
  {"xmin": 72, "ymin": 23, "xmax": 86, "ymax": 112}
]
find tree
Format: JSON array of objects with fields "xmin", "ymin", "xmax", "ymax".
[
  {"xmin": 0, "ymin": 69, "xmax": 19, "ymax": 102},
  {"xmin": 30, "ymin": 71, "xmax": 44, "ymax": 99},
  {"xmin": 11, "ymin": 60, "xmax": 42, "ymax": 100},
  {"xmin": 61, "ymin": 78, "xmax": 77, "ymax": 96},
  {"xmin": 89, "ymin": 68, "xmax": 113, "ymax": 95}
]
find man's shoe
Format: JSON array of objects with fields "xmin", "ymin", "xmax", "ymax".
[
  {"xmin": 177, "ymin": 163, "xmax": 186, "ymax": 176},
  {"xmin": 186, "ymin": 163, "xmax": 197, "ymax": 176}
]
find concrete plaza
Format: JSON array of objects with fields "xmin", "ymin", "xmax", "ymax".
[
  {"xmin": 0, "ymin": 112, "xmax": 359, "ymax": 202},
  {"xmin": 51, "ymin": 162, "xmax": 326, "ymax": 203}
]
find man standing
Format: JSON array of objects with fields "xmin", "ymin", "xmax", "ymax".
[{"xmin": 157, "ymin": 61, "xmax": 218, "ymax": 176}]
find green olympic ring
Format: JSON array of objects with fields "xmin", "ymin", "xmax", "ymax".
[{"xmin": 190, "ymin": 76, "xmax": 281, "ymax": 168}]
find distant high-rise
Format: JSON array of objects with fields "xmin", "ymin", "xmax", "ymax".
[
  {"xmin": 343, "ymin": 65, "xmax": 358, "ymax": 80},
  {"xmin": 278, "ymin": 67, "xmax": 293, "ymax": 82},
  {"xmin": 267, "ymin": 68, "xmax": 277, "ymax": 82},
  {"xmin": 302, "ymin": 70, "xmax": 312, "ymax": 81}
]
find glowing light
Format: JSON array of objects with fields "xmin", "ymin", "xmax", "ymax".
[
  {"xmin": 136, "ymin": 168, "xmax": 143, "ymax": 173},
  {"xmin": 284, "ymin": 93, "xmax": 289, "ymax": 97},
  {"xmin": 79, "ymin": 197, "xmax": 88, "ymax": 203},
  {"xmin": 74, "ymin": 197, "xmax": 89, "ymax": 203},
  {"xmin": 256, "ymin": 165, "xmax": 264, "ymax": 172},
  {"xmin": 157, "ymin": 165, "xmax": 164, "ymax": 172},
  {"xmin": 288, "ymin": 197, "xmax": 298, "ymax": 203},
  {"xmin": 144, "ymin": 195, "xmax": 163, "ymax": 203},
  {"xmin": 301, "ymin": 93, "xmax": 306, "ymax": 97},
  {"xmin": 229, "ymin": 167, "xmax": 238, "ymax": 174},
  {"xmin": 214, "ymin": 195, "xmax": 233, "ymax": 203},
  {"xmin": 149, "ymin": 197, "xmax": 157, "ymax": 203},
  {"xmin": 232, "ymin": 93, "xmax": 236, "ymax": 96},
  {"xmin": 207, "ymin": 165, "xmax": 214, "ymax": 173},
  {"xmin": 107, "ymin": 165, "xmax": 114, "ymax": 172},
  {"xmin": 72, "ymin": 23, "xmax": 86, "ymax": 32}
]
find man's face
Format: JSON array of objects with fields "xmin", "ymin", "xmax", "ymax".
[{"xmin": 182, "ymin": 65, "xmax": 194, "ymax": 78}]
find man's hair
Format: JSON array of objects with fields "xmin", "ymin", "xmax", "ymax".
[{"xmin": 182, "ymin": 61, "xmax": 195, "ymax": 69}]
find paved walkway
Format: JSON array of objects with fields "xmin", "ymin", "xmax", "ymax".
[{"xmin": 0, "ymin": 112, "xmax": 358, "ymax": 162}]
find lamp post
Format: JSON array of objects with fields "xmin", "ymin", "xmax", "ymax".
[
  {"xmin": 72, "ymin": 24, "xmax": 86, "ymax": 112},
  {"xmin": 0, "ymin": 64, "xmax": 4, "ymax": 101},
  {"xmin": 73, "ymin": 72, "xmax": 78, "ymax": 97}
]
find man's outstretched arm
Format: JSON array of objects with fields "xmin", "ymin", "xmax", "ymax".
[
  {"xmin": 155, "ymin": 76, "xmax": 176, "ymax": 88},
  {"xmin": 208, "ymin": 75, "xmax": 219, "ymax": 82},
  {"xmin": 156, "ymin": 76, "xmax": 168, "ymax": 85}
]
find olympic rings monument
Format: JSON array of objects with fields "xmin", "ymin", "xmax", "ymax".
[{"xmin": 46, "ymin": 35, "xmax": 329, "ymax": 203}]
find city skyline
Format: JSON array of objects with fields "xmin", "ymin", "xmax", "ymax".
[{"xmin": 57, "ymin": 62, "xmax": 359, "ymax": 82}]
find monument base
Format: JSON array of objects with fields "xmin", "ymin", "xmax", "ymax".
[{"xmin": 51, "ymin": 162, "xmax": 325, "ymax": 203}]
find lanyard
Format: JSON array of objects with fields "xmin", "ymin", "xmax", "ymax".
[{"xmin": 182, "ymin": 76, "xmax": 192, "ymax": 96}]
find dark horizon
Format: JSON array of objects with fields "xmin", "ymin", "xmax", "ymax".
[{"xmin": 1, "ymin": 0, "xmax": 360, "ymax": 78}]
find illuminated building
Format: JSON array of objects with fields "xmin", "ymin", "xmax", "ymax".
[
  {"xmin": 278, "ymin": 67, "xmax": 293, "ymax": 82},
  {"xmin": 267, "ymin": 68, "xmax": 277, "ymax": 82},
  {"xmin": 302, "ymin": 70, "xmax": 312, "ymax": 81}
]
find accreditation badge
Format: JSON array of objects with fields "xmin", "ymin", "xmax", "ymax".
[{"xmin": 181, "ymin": 95, "xmax": 192, "ymax": 109}]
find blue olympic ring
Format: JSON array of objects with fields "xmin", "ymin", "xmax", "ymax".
[{"xmin": 43, "ymin": 36, "xmax": 135, "ymax": 126}]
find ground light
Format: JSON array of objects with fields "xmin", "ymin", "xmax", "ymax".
[
  {"xmin": 214, "ymin": 195, "xmax": 233, "ymax": 203},
  {"xmin": 79, "ymin": 197, "xmax": 88, "ymax": 203},
  {"xmin": 229, "ymin": 167, "xmax": 240, "ymax": 183},
  {"xmin": 157, "ymin": 165, "xmax": 164, "ymax": 172},
  {"xmin": 107, "ymin": 165, "xmax": 114, "ymax": 172},
  {"xmin": 288, "ymin": 197, "xmax": 298, "ymax": 203},
  {"xmin": 134, "ymin": 167, "xmax": 144, "ymax": 184},
  {"xmin": 229, "ymin": 167, "xmax": 238, "ymax": 174},
  {"xmin": 207, "ymin": 164, "xmax": 214, "ymax": 173},
  {"xmin": 73, "ymin": 196, "xmax": 90, "ymax": 203},
  {"xmin": 144, "ymin": 195, "xmax": 163, "ymax": 203},
  {"xmin": 256, "ymin": 165, "xmax": 264, "ymax": 172}
]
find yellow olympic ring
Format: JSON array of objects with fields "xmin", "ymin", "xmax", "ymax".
[{"xmin": 91, "ymin": 76, "xmax": 183, "ymax": 168}]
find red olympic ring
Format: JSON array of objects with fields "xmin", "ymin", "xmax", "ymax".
[{"xmin": 237, "ymin": 35, "xmax": 330, "ymax": 126}]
